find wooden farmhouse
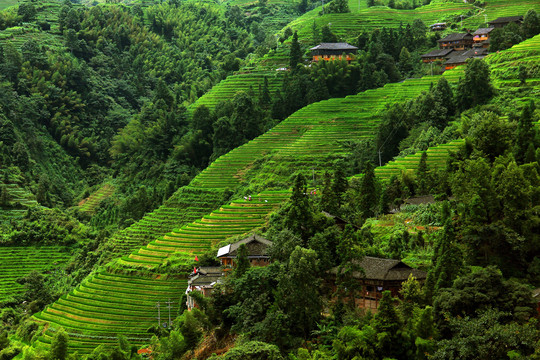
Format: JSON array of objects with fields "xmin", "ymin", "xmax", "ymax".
[
  {"xmin": 310, "ymin": 42, "xmax": 358, "ymax": 63},
  {"xmin": 217, "ymin": 234, "xmax": 272, "ymax": 268},
  {"xmin": 444, "ymin": 47, "xmax": 489, "ymax": 70},
  {"xmin": 420, "ymin": 48, "xmax": 455, "ymax": 63},
  {"xmin": 473, "ymin": 27, "xmax": 495, "ymax": 48},
  {"xmin": 488, "ymin": 15, "xmax": 523, "ymax": 29},
  {"xmin": 186, "ymin": 267, "xmax": 224, "ymax": 310},
  {"xmin": 437, "ymin": 33, "xmax": 474, "ymax": 50},
  {"xmin": 329, "ymin": 256, "xmax": 427, "ymax": 310}
]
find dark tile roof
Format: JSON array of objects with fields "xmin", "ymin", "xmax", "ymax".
[
  {"xmin": 437, "ymin": 33, "xmax": 473, "ymax": 42},
  {"xmin": 190, "ymin": 274, "xmax": 223, "ymax": 286},
  {"xmin": 473, "ymin": 27, "xmax": 495, "ymax": 36},
  {"xmin": 310, "ymin": 42, "xmax": 358, "ymax": 51},
  {"xmin": 420, "ymin": 48, "xmax": 454, "ymax": 58},
  {"xmin": 189, "ymin": 267, "xmax": 224, "ymax": 287},
  {"xmin": 488, "ymin": 16, "xmax": 523, "ymax": 24},
  {"xmin": 331, "ymin": 256, "xmax": 427, "ymax": 281},
  {"xmin": 445, "ymin": 48, "xmax": 488, "ymax": 64},
  {"xmin": 217, "ymin": 233, "xmax": 272, "ymax": 258}
]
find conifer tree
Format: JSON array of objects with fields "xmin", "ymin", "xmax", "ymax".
[
  {"xmin": 234, "ymin": 243, "xmax": 250, "ymax": 278},
  {"xmin": 259, "ymin": 77, "xmax": 272, "ymax": 108},
  {"xmin": 289, "ymin": 31, "xmax": 302, "ymax": 71},
  {"xmin": 284, "ymin": 173, "xmax": 313, "ymax": 241},
  {"xmin": 416, "ymin": 151, "xmax": 429, "ymax": 195},
  {"xmin": 331, "ymin": 163, "xmax": 349, "ymax": 210},
  {"xmin": 373, "ymin": 291, "xmax": 402, "ymax": 358},
  {"xmin": 358, "ymin": 161, "xmax": 376, "ymax": 220},
  {"xmin": 514, "ymin": 101, "xmax": 536, "ymax": 164}
]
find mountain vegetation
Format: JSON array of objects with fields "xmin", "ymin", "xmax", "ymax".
[{"xmin": 0, "ymin": 0, "xmax": 540, "ymax": 358}]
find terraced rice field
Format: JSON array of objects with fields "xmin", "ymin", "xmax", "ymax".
[
  {"xmin": 120, "ymin": 190, "xmax": 290, "ymax": 267},
  {"xmin": 464, "ymin": 0, "xmax": 540, "ymax": 28},
  {"xmin": 0, "ymin": 0, "xmax": 70, "ymax": 47},
  {"xmin": 373, "ymin": 139, "xmax": 465, "ymax": 181},
  {"xmin": 0, "ymin": 0, "xmax": 17, "ymax": 10},
  {"xmin": 0, "ymin": 246, "xmax": 72, "ymax": 300},
  {"xmin": 78, "ymin": 184, "xmax": 115, "ymax": 213},
  {"xmin": 30, "ymin": 29, "xmax": 540, "ymax": 356},
  {"xmin": 0, "ymin": 183, "xmax": 38, "ymax": 223},
  {"xmin": 488, "ymin": 35, "xmax": 540, "ymax": 90},
  {"xmin": 191, "ymin": 71, "xmax": 285, "ymax": 111},
  {"xmin": 287, "ymin": 0, "xmax": 473, "ymax": 44},
  {"xmin": 108, "ymin": 186, "xmax": 228, "ymax": 256},
  {"xmin": 34, "ymin": 271, "xmax": 186, "ymax": 354}
]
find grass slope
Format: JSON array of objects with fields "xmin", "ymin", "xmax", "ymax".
[{"xmin": 30, "ymin": 32, "xmax": 540, "ymax": 357}]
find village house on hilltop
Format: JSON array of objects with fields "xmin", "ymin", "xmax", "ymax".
[
  {"xmin": 217, "ymin": 233, "xmax": 272, "ymax": 268},
  {"xmin": 329, "ymin": 256, "xmax": 427, "ymax": 310},
  {"xmin": 310, "ymin": 42, "xmax": 358, "ymax": 63},
  {"xmin": 186, "ymin": 234, "xmax": 273, "ymax": 310},
  {"xmin": 488, "ymin": 15, "xmax": 524, "ymax": 28},
  {"xmin": 421, "ymin": 14, "xmax": 523, "ymax": 71},
  {"xmin": 437, "ymin": 32, "xmax": 474, "ymax": 50}
]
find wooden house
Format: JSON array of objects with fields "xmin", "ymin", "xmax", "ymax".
[
  {"xmin": 429, "ymin": 22, "xmax": 447, "ymax": 31},
  {"xmin": 186, "ymin": 267, "xmax": 224, "ymax": 310},
  {"xmin": 437, "ymin": 33, "xmax": 474, "ymax": 50},
  {"xmin": 329, "ymin": 256, "xmax": 427, "ymax": 310},
  {"xmin": 488, "ymin": 15, "xmax": 523, "ymax": 29},
  {"xmin": 310, "ymin": 42, "xmax": 358, "ymax": 63},
  {"xmin": 444, "ymin": 47, "xmax": 488, "ymax": 70},
  {"xmin": 420, "ymin": 48, "xmax": 454, "ymax": 63},
  {"xmin": 217, "ymin": 234, "xmax": 272, "ymax": 268},
  {"xmin": 473, "ymin": 28, "xmax": 495, "ymax": 48}
]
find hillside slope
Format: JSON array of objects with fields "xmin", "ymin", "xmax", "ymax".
[{"xmin": 31, "ymin": 63, "xmax": 467, "ymax": 356}]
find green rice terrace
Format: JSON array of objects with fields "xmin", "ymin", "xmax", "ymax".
[
  {"xmin": 0, "ymin": 246, "xmax": 72, "ymax": 300},
  {"xmin": 30, "ymin": 55, "xmax": 469, "ymax": 356},
  {"xmin": 106, "ymin": 187, "xmax": 229, "ymax": 257},
  {"xmin": 33, "ymin": 272, "xmax": 186, "ymax": 354},
  {"xmin": 120, "ymin": 190, "xmax": 291, "ymax": 268},
  {"xmin": 24, "ymin": 19, "xmax": 540, "ymax": 360},
  {"xmin": 287, "ymin": 0, "xmax": 473, "ymax": 44},
  {"xmin": 0, "ymin": 0, "xmax": 66, "ymax": 46},
  {"xmin": 463, "ymin": 0, "xmax": 540, "ymax": 28},
  {"xmin": 0, "ymin": 0, "xmax": 17, "ymax": 10},
  {"xmin": 0, "ymin": 183, "xmax": 39, "ymax": 223},
  {"xmin": 488, "ymin": 34, "xmax": 540, "ymax": 92},
  {"xmin": 77, "ymin": 184, "xmax": 115, "ymax": 214},
  {"xmin": 373, "ymin": 139, "xmax": 465, "ymax": 181},
  {"xmin": 190, "ymin": 71, "xmax": 285, "ymax": 111}
]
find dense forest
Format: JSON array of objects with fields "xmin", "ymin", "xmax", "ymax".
[{"xmin": 1, "ymin": 0, "xmax": 540, "ymax": 358}]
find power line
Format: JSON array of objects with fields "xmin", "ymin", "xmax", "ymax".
[
  {"xmin": 156, "ymin": 301, "xmax": 161, "ymax": 327},
  {"xmin": 166, "ymin": 299, "xmax": 174, "ymax": 327}
]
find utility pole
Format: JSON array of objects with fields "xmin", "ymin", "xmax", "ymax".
[
  {"xmin": 156, "ymin": 302, "xmax": 161, "ymax": 327},
  {"xmin": 311, "ymin": 166, "xmax": 316, "ymax": 185},
  {"xmin": 166, "ymin": 299, "xmax": 174, "ymax": 327}
]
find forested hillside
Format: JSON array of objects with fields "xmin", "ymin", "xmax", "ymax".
[{"xmin": 1, "ymin": 0, "xmax": 540, "ymax": 358}]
